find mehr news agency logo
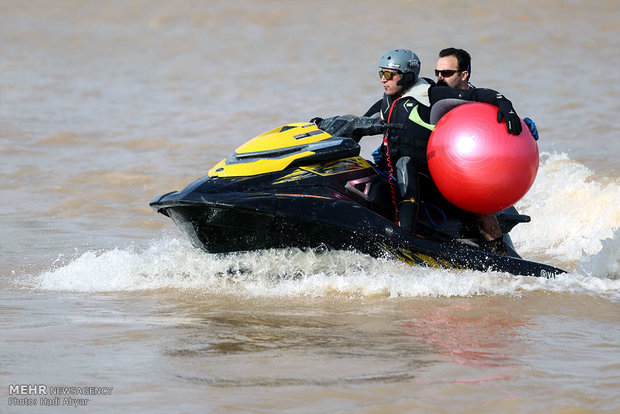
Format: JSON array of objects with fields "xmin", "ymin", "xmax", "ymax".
[{"xmin": 8, "ymin": 384, "xmax": 113, "ymax": 408}]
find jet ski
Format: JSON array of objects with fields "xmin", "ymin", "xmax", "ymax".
[{"xmin": 150, "ymin": 122, "xmax": 566, "ymax": 278}]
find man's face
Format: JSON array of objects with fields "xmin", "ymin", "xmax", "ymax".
[
  {"xmin": 379, "ymin": 68, "xmax": 404, "ymax": 96},
  {"xmin": 435, "ymin": 55, "xmax": 468, "ymax": 89}
]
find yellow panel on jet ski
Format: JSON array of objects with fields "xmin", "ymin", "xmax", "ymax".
[
  {"xmin": 236, "ymin": 123, "xmax": 331, "ymax": 154},
  {"xmin": 208, "ymin": 151, "xmax": 315, "ymax": 178},
  {"xmin": 207, "ymin": 123, "xmax": 334, "ymax": 178}
]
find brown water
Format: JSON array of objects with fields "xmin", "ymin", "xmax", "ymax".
[{"xmin": 2, "ymin": 1, "xmax": 619, "ymax": 413}]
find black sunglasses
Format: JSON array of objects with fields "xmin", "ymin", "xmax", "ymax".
[
  {"xmin": 434, "ymin": 69, "xmax": 462, "ymax": 77},
  {"xmin": 379, "ymin": 70, "xmax": 401, "ymax": 80}
]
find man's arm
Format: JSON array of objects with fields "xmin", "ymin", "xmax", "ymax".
[{"xmin": 429, "ymin": 86, "xmax": 522, "ymax": 135}]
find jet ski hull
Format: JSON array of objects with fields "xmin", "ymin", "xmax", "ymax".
[{"xmin": 151, "ymin": 188, "xmax": 564, "ymax": 278}]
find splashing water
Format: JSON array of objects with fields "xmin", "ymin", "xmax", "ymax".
[
  {"xmin": 14, "ymin": 153, "xmax": 618, "ymax": 300},
  {"xmin": 513, "ymin": 152, "xmax": 620, "ymax": 271},
  {"xmin": 20, "ymin": 235, "xmax": 618, "ymax": 300}
]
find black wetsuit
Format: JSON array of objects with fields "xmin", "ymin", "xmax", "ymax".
[
  {"xmin": 364, "ymin": 81, "xmax": 517, "ymax": 232},
  {"xmin": 365, "ymin": 82, "xmax": 513, "ymax": 174}
]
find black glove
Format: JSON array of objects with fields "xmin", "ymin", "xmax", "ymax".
[
  {"xmin": 497, "ymin": 101, "xmax": 522, "ymax": 135},
  {"xmin": 457, "ymin": 88, "xmax": 523, "ymax": 136}
]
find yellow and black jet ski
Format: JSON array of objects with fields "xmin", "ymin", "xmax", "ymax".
[{"xmin": 150, "ymin": 122, "xmax": 565, "ymax": 277}]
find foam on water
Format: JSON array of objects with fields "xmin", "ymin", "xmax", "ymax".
[
  {"xmin": 23, "ymin": 238, "xmax": 619, "ymax": 300},
  {"xmin": 512, "ymin": 152, "xmax": 620, "ymax": 272},
  {"xmin": 578, "ymin": 228, "xmax": 620, "ymax": 279},
  {"xmin": 21, "ymin": 153, "xmax": 619, "ymax": 299}
]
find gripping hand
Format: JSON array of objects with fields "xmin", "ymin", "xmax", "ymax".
[
  {"xmin": 371, "ymin": 145, "xmax": 385, "ymax": 165},
  {"xmin": 496, "ymin": 101, "xmax": 522, "ymax": 135}
]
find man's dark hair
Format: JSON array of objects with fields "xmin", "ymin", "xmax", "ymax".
[{"xmin": 439, "ymin": 47, "xmax": 471, "ymax": 80}]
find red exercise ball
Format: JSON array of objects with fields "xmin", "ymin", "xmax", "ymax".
[{"xmin": 426, "ymin": 102, "xmax": 539, "ymax": 214}]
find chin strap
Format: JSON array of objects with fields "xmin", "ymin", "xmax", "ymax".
[{"xmin": 397, "ymin": 72, "xmax": 417, "ymax": 89}]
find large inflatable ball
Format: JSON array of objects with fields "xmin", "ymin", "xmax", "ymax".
[{"xmin": 426, "ymin": 102, "xmax": 539, "ymax": 214}]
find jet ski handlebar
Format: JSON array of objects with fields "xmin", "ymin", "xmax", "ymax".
[{"xmin": 311, "ymin": 115, "xmax": 403, "ymax": 141}]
